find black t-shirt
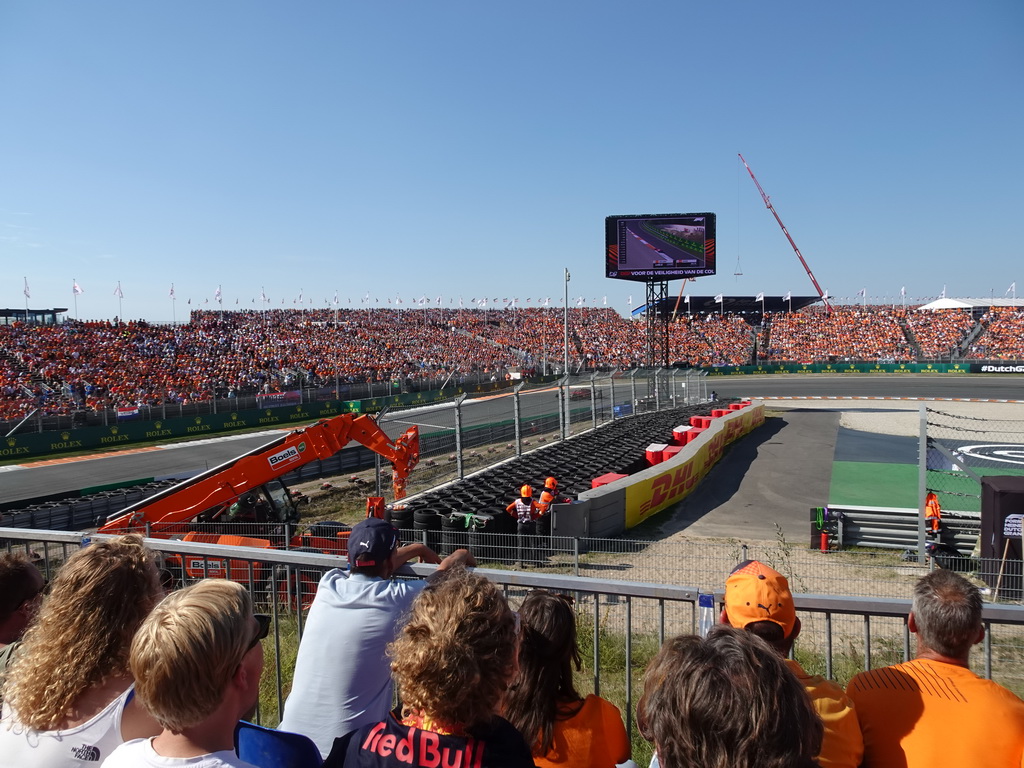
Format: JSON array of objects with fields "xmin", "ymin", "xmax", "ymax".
[{"xmin": 324, "ymin": 711, "xmax": 536, "ymax": 768}]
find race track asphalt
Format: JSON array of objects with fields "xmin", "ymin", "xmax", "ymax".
[{"xmin": 3, "ymin": 376, "xmax": 1022, "ymax": 541}]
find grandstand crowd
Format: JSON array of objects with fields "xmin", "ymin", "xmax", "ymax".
[{"xmin": 1, "ymin": 305, "xmax": 1023, "ymax": 420}]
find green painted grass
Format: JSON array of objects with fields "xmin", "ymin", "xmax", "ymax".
[{"xmin": 829, "ymin": 461, "xmax": 918, "ymax": 507}]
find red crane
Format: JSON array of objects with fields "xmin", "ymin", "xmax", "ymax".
[{"xmin": 738, "ymin": 153, "xmax": 832, "ymax": 312}]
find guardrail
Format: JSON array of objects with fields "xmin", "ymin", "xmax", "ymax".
[
  {"xmin": 821, "ymin": 504, "xmax": 980, "ymax": 555},
  {"xmin": 3, "ymin": 525, "xmax": 1022, "ymax": 757}
]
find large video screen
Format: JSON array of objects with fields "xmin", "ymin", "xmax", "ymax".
[{"xmin": 605, "ymin": 212, "xmax": 716, "ymax": 282}]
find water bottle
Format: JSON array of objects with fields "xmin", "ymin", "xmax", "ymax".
[{"xmin": 698, "ymin": 593, "xmax": 715, "ymax": 637}]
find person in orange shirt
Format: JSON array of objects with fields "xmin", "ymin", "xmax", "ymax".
[
  {"xmin": 536, "ymin": 477, "xmax": 560, "ymax": 515},
  {"xmin": 924, "ymin": 491, "xmax": 941, "ymax": 535},
  {"xmin": 504, "ymin": 590, "xmax": 629, "ymax": 768},
  {"xmin": 722, "ymin": 560, "xmax": 863, "ymax": 768},
  {"xmin": 847, "ymin": 569, "xmax": 1024, "ymax": 767}
]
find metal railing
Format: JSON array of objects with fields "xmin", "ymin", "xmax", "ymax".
[{"xmin": 4, "ymin": 526, "xmax": 1023, "ymax": 757}]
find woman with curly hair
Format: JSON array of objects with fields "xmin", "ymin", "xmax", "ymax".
[
  {"xmin": 504, "ymin": 590, "xmax": 629, "ymax": 768},
  {"xmin": 323, "ymin": 566, "xmax": 534, "ymax": 768},
  {"xmin": 0, "ymin": 535, "xmax": 165, "ymax": 766}
]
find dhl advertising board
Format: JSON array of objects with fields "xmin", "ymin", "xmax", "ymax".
[{"xmin": 625, "ymin": 404, "xmax": 765, "ymax": 528}]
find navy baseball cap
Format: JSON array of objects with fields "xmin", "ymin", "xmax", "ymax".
[{"xmin": 348, "ymin": 517, "xmax": 400, "ymax": 568}]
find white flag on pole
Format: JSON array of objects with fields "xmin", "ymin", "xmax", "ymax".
[
  {"xmin": 755, "ymin": 292, "xmax": 764, "ymax": 302},
  {"xmin": 215, "ymin": 286, "xmax": 222, "ymax": 303},
  {"xmin": 900, "ymin": 286, "xmax": 906, "ymax": 297},
  {"xmin": 783, "ymin": 291, "xmax": 792, "ymax": 301},
  {"xmin": 857, "ymin": 288, "xmax": 866, "ymax": 297},
  {"xmin": 1007, "ymin": 282, "xmax": 1016, "ymax": 296},
  {"xmin": 714, "ymin": 293, "xmax": 723, "ymax": 303},
  {"xmin": 74, "ymin": 281, "xmax": 84, "ymax": 296},
  {"xmin": 23, "ymin": 278, "xmax": 30, "ymax": 298},
  {"xmin": 684, "ymin": 295, "xmax": 690, "ymax": 304},
  {"xmin": 114, "ymin": 282, "xmax": 124, "ymax": 299}
]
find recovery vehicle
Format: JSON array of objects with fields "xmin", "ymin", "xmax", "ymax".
[{"xmin": 98, "ymin": 413, "xmax": 419, "ymax": 605}]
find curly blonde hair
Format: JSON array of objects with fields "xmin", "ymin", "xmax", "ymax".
[
  {"xmin": 3, "ymin": 535, "xmax": 161, "ymax": 730},
  {"xmin": 389, "ymin": 568, "xmax": 518, "ymax": 731}
]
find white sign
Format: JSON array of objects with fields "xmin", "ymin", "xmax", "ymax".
[{"xmin": 1005, "ymin": 514, "xmax": 1023, "ymax": 538}]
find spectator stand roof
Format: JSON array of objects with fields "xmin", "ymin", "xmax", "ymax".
[
  {"xmin": 649, "ymin": 295, "xmax": 822, "ymax": 316},
  {"xmin": 916, "ymin": 298, "xmax": 1024, "ymax": 311},
  {"xmin": 0, "ymin": 308, "xmax": 68, "ymax": 326}
]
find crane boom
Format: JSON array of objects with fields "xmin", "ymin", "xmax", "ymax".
[{"xmin": 738, "ymin": 153, "xmax": 832, "ymax": 312}]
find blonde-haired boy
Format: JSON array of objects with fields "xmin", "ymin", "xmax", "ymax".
[{"xmin": 101, "ymin": 579, "xmax": 267, "ymax": 768}]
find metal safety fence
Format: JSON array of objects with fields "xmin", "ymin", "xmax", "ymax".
[{"xmin": 3, "ymin": 526, "xmax": 1022, "ymax": 767}]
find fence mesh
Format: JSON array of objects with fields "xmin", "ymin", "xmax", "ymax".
[{"xmin": 924, "ymin": 404, "xmax": 1024, "ymax": 515}]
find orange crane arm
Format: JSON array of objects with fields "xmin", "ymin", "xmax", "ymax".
[
  {"xmin": 738, "ymin": 153, "xmax": 832, "ymax": 312},
  {"xmin": 98, "ymin": 414, "xmax": 419, "ymax": 537}
]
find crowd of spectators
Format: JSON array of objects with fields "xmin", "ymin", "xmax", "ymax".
[
  {"xmin": 967, "ymin": 309, "xmax": 1024, "ymax": 359},
  {"xmin": 2, "ymin": 305, "xmax": 1023, "ymax": 420},
  {"xmin": 759, "ymin": 307, "xmax": 915, "ymax": 363},
  {"xmin": 903, "ymin": 309, "xmax": 975, "ymax": 359}
]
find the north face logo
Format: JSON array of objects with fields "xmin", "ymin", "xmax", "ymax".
[{"xmin": 71, "ymin": 744, "xmax": 101, "ymax": 761}]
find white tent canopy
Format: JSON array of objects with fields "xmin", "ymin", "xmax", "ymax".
[{"xmin": 915, "ymin": 297, "xmax": 1024, "ymax": 311}]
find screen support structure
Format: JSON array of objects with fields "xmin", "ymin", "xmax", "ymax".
[{"xmin": 645, "ymin": 281, "xmax": 670, "ymax": 367}]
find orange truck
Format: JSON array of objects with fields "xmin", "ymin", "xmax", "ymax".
[{"xmin": 99, "ymin": 413, "xmax": 419, "ymax": 603}]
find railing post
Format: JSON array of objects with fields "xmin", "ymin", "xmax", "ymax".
[
  {"xmin": 609, "ymin": 369, "xmax": 617, "ymax": 420},
  {"xmin": 590, "ymin": 373, "xmax": 597, "ymax": 431},
  {"xmin": 558, "ymin": 376, "xmax": 569, "ymax": 440},
  {"xmin": 917, "ymin": 404, "xmax": 928, "ymax": 564},
  {"xmin": 512, "ymin": 382, "xmax": 524, "ymax": 457},
  {"xmin": 573, "ymin": 537, "xmax": 580, "ymax": 577},
  {"xmin": 629, "ymin": 369, "xmax": 638, "ymax": 417},
  {"xmin": 653, "ymin": 367, "xmax": 663, "ymax": 411},
  {"xmin": 454, "ymin": 395, "xmax": 466, "ymax": 480}
]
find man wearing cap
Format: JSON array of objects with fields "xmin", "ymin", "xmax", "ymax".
[
  {"xmin": 279, "ymin": 517, "xmax": 474, "ymax": 758},
  {"xmin": 847, "ymin": 569, "xmax": 1024, "ymax": 767},
  {"xmin": 536, "ymin": 476, "xmax": 561, "ymax": 515},
  {"xmin": 722, "ymin": 560, "xmax": 863, "ymax": 768}
]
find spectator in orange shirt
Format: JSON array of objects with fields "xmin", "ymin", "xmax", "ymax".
[
  {"xmin": 847, "ymin": 569, "xmax": 1024, "ymax": 767},
  {"xmin": 504, "ymin": 589, "xmax": 629, "ymax": 768}
]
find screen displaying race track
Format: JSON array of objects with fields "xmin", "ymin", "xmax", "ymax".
[{"xmin": 605, "ymin": 212, "xmax": 716, "ymax": 282}]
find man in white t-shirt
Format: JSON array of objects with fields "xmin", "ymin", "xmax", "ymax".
[
  {"xmin": 101, "ymin": 580, "xmax": 267, "ymax": 768},
  {"xmin": 279, "ymin": 516, "xmax": 474, "ymax": 757}
]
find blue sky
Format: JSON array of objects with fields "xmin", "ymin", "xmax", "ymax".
[{"xmin": 2, "ymin": 1, "xmax": 1021, "ymax": 320}]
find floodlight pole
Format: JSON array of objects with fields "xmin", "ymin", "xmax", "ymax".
[{"xmin": 563, "ymin": 269, "xmax": 571, "ymax": 433}]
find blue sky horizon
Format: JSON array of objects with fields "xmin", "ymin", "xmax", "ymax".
[{"xmin": 2, "ymin": 1, "xmax": 1021, "ymax": 321}]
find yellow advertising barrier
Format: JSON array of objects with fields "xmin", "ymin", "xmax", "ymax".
[{"xmin": 625, "ymin": 404, "xmax": 765, "ymax": 528}]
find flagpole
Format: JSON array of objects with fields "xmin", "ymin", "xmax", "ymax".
[
  {"xmin": 23, "ymin": 277, "xmax": 29, "ymax": 322},
  {"xmin": 73, "ymin": 279, "xmax": 78, "ymax": 319}
]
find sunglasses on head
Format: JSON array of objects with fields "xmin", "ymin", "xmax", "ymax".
[{"xmin": 247, "ymin": 614, "xmax": 272, "ymax": 652}]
